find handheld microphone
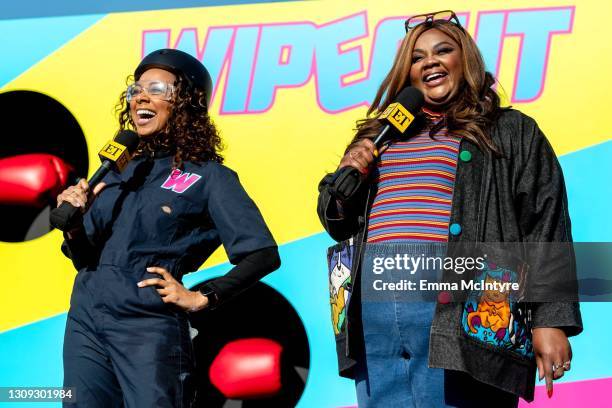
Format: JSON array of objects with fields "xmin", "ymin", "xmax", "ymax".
[
  {"xmin": 326, "ymin": 87, "xmax": 424, "ymax": 202},
  {"xmin": 50, "ymin": 130, "xmax": 140, "ymax": 231},
  {"xmin": 373, "ymin": 86, "xmax": 424, "ymax": 151}
]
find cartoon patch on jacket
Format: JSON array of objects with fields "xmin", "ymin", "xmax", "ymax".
[
  {"xmin": 461, "ymin": 263, "xmax": 533, "ymax": 358},
  {"xmin": 328, "ymin": 241, "xmax": 354, "ymax": 336}
]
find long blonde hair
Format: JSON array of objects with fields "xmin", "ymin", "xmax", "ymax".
[{"xmin": 350, "ymin": 20, "xmax": 501, "ymax": 153}]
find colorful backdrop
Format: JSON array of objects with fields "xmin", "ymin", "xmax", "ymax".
[{"xmin": 1, "ymin": 0, "xmax": 611, "ymax": 406}]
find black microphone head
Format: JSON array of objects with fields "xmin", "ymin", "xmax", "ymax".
[
  {"xmin": 376, "ymin": 87, "xmax": 425, "ymax": 141},
  {"xmin": 393, "ymin": 87, "xmax": 425, "ymax": 112},
  {"xmin": 114, "ymin": 130, "xmax": 140, "ymax": 154}
]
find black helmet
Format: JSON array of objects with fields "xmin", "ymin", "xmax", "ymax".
[{"xmin": 135, "ymin": 48, "xmax": 213, "ymax": 108}]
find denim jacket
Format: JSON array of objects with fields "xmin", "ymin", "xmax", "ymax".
[{"xmin": 317, "ymin": 109, "xmax": 582, "ymax": 401}]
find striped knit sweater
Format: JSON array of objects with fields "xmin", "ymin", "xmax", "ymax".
[{"xmin": 367, "ymin": 121, "xmax": 460, "ymax": 243}]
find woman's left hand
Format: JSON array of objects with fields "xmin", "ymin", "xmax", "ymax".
[
  {"xmin": 532, "ymin": 327, "xmax": 572, "ymax": 398},
  {"xmin": 137, "ymin": 266, "xmax": 208, "ymax": 312}
]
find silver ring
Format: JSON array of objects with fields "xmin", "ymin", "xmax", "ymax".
[
  {"xmin": 349, "ymin": 150, "xmax": 359, "ymax": 160},
  {"xmin": 552, "ymin": 363, "xmax": 565, "ymax": 371}
]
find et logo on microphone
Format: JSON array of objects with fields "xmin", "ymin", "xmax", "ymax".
[
  {"xmin": 99, "ymin": 141, "xmax": 130, "ymax": 171},
  {"xmin": 380, "ymin": 103, "xmax": 415, "ymax": 133}
]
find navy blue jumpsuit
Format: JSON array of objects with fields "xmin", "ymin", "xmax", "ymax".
[{"xmin": 62, "ymin": 152, "xmax": 276, "ymax": 407}]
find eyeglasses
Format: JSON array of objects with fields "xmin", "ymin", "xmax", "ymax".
[
  {"xmin": 126, "ymin": 80, "xmax": 175, "ymax": 102},
  {"xmin": 404, "ymin": 10, "xmax": 462, "ymax": 32}
]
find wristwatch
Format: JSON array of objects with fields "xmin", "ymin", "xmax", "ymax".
[{"xmin": 198, "ymin": 283, "xmax": 220, "ymax": 309}]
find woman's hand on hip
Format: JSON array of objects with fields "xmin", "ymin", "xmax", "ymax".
[
  {"xmin": 532, "ymin": 327, "xmax": 572, "ymax": 398},
  {"xmin": 338, "ymin": 139, "xmax": 379, "ymax": 175},
  {"xmin": 137, "ymin": 266, "xmax": 209, "ymax": 312}
]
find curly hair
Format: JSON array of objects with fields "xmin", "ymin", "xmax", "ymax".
[
  {"xmin": 350, "ymin": 20, "xmax": 502, "ymax": 154},
  {"xmin": 115, "ymin": 74, "xmax": 223, "ymax": 168}
]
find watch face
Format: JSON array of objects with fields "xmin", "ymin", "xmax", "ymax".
[{"xmin": 199, "ymin": 285, "xmax": 218, "ymax": 307}]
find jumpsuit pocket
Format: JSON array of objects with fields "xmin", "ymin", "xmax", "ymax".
[
  {"xmin": 139, "ymin": 194, "xmax": 199, "ymax": 246},
  {"xmin": 164, "ymin": 195, "xmax": 203, "ymax": 244},
  {"xmin": 459, "ymin": 244, "xmax": 533, "ymax": 359},
  {"xmin": 327, "ymin": 238, "xmax": 356, "ymax": 338}
]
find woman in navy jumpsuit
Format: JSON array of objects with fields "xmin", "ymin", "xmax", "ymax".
[{"xmin": 57, "ymin": 49, "xmax": 280, "ymax": 407}]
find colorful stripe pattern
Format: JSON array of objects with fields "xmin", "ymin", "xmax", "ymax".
[{"xmin": 367, "ymin": 123, "xmax": 460, "ymax": 243}]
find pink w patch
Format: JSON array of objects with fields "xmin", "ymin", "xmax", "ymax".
[{"xmin": 161, "ymin": 169, "xmax": 201, "ymax": 193}]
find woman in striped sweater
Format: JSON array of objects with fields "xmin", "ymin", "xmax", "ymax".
[{"xmin": 319, "ymin": 10, "xmax": 581, "ymax": 407}]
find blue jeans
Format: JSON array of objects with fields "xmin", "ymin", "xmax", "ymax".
[{"xmin": 355, "ymin": 243, "xmax": 518, "ymax": 408}]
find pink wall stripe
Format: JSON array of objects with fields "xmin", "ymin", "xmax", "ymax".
[
  {"xmin": 518, "ymin": 377, "xmax": 612, "ymax": 407},
  {"xmin": 336, "ymin": 377, "xmax": 612, "ymax": 407}
]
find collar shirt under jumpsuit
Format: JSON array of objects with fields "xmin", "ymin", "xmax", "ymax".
[{"xmin": 60, "ymin": 153, "xmax": 278, "ymax": 408}]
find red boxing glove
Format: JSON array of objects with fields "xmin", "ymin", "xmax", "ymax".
[
  {"xmin": 0, "ymin": 153, "xmax": 74, "ymax": 208},
  {"xmin": 209, "ymin": 338, "xmax": 282, "ymax": 399}
]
